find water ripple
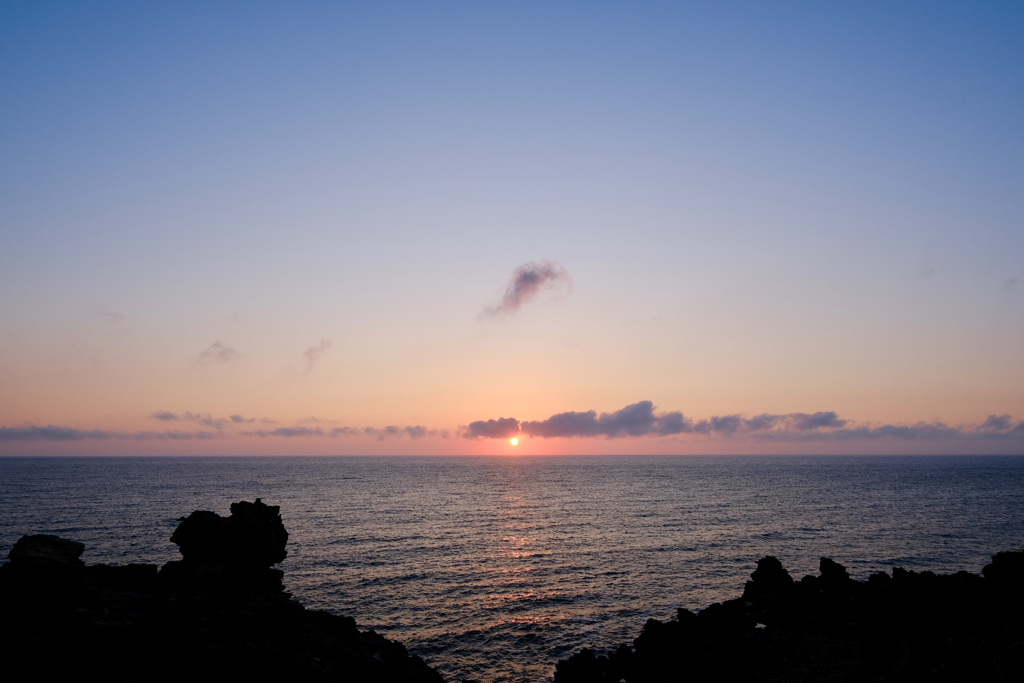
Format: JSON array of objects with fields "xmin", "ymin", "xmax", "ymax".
[{"xmin": 2, "ymin": 455, "xmax": 1024, "ymax": 682}]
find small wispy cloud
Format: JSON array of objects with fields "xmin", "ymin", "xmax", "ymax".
[
  {"xmin": 482, "ymin": 260, "xmax": 571, "ymax": 317},
  {"xmin": 96, "ymin": 309, "xmax": 125, "ymax": 323},
  {"xmin": 131, "ymin": 430, "xmax": 219, "ymax": 440},
  {"xmin": 917, "ymin": 243, "xmax": 935, "ymax": 278},
  {"xmin": 303, "ymin": 339, "xmax": 331, "ymax": 372},
  {"xmin": 195, "ymin": 341, "xmax": 240, "ymax": 366},
  {"xmin": 151, "ymin": 410, "xmax": 257, "ymax": 430},
  {"xmin": 179, "ymin": 412, "xmax": 228, "ymax": 430},
  {"xmin": 242, "ymin": 424, "xmax": 436, "ymax": 439},
  {"xmin": 243, "ymin": 427, "xmax": 326, "ymax": 438}
]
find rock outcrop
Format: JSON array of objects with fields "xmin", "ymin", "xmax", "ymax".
[
  {"xmin": 1, "ymin": 500, "xmax": 444, "ymax": 683},
  {"xmin": 556, "ymin": 553, "xmax": 1024, "ymax": 683}
]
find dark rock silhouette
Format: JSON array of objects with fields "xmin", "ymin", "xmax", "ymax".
[
  {"xmin": 8, "ymin": 534, "xmax": 84, "ymax": 569},
  {"xmin": 161, "ymin": 498, "xmax": 291, "ymax": 592},
  {"xmin": 742, "ymin": 555, "xmax": 794, "ymax": 598},
  {"xmin": 556, "ymin": 552, "xmax": 1024, "ymax": 683},
  {"xmin": 983, "ymin": 550, "xmax": 1024, "ymax": 590},
  {"xmin": 1, "ymin": 500, "xmax": 444, "ymax": 683},
  {"xmin": 170, "ymin": 498, "xmax": 288, "ymax": 568}
]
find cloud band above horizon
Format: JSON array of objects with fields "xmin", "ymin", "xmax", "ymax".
[
  {"xmin": 3, "ymin": 403, "xmax": 1023, "ymax": 445},
  {"xmin": 461, "ymin": 401, "xmax": 1024, "ymax": 443}
]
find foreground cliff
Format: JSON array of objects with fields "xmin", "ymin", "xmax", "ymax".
[
  {"xmin": 556, "ymin": 552, "xmax": 1024, "ymax": 682},
  {"xmin": 1, "ymin": 499, "xmax": 444, "ymax": 683}
]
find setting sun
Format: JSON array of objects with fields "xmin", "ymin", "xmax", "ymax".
[{"xmin": 510, "ymin": 438, "xmax": 518, "ymax": 446}]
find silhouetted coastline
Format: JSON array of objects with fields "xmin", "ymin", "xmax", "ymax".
[
  {"xmin": 555, "ymin": 552, "xmax": 1024, "ymax": 682},
  {"xmin": 1, "ymin": 499, "xmax": 444, "ymax": 683},
  {"xmin": 5, "ymin": 497, "xmax": 1023, "ymax": 682}
]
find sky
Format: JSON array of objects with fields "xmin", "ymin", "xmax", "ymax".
[{"xmin": 1, "ymin": 1, "xmax": 1022, "ymax": 456}]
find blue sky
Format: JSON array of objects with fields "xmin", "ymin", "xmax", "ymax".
[{"xmin": 2, "ymin": 1, "xmax": 1022, "ymax": 454}]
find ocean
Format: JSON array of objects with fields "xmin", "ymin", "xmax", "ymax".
[{"xmin": 2, "ymin": 455, "xmax": 1023, "ymax": 682}]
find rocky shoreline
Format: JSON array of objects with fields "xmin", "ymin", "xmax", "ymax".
[
  {"xmin": 5, "ymin": 499, "xmax": 1023, "ymax": 682},
  {"xmin": 555, "ymin": 552, "xmax": 1024, "ymax": 682},
  {"xmin": 1, "ymin": 499, "xmax": 444, "ymax": 683}
]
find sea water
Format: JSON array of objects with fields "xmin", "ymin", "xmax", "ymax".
[{"xmin": 2, "ymin": 455, "xmax": 1023, "ymax": 682}]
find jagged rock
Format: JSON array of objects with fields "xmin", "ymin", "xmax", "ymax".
[
  {"xmin": 556, "ymin": 554, "xmax": 1024, "ymax": 683},
  {"xmin": 0, "ymin": 503, "xmax": 445, "ymax": 682},
  {"xmin": 227, "ymin": 499, "xmax": 289, "ymax": 567},
  {"xmin": 170, "ymin": 498, "xmax": 287, "ymax": 571},
  {"xmin": 819, "ymin": 556, "xmax": 850, "ymax": 583},
  {"xmin": 8, "ymin": 534, "xmax": 85, "ymax": 568},
  {"xmin": 982, "ymin": 551, "xmax": 1024, "ymax": 588},
  {"xmin": 867, "ymin": 570, "xmax": 892, "ymax": 586},
  {"xmin": 554, "ymin": 648, "xmax": 607, "ymax": 682},
  {"xmin": 742, "ymin": 555, "xmax": 794, "ymax": 598}
]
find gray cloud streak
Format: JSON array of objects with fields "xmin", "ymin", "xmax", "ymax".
[
  {"xmin": 151, "ymin": 410, "xmax": 231, "ymax": 430},
  {"xmin": 196, "ymin": 341, "xmax": 240, "ymax": 365},
  {"xmin": 482, "ymin": 260, "xmax": 571, "ymax": 317},
  {"xmin": 0, "ymin": 426, "xmax": 217, "ymax": 441},
  {"xmin": 364, "ymin": 425, "xmax": 434, "ymax": 440},
  {"xmin": 242, "ymin": 425, "xmax": 436, "ymax": 439},
  {"xmin": 303, "ymin": 339, "xmax": 331, "ymax": 372}
]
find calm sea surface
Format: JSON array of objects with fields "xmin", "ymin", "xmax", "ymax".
[{"xmin": 2, "ymin": 455, "xmax": 1023, "ymax": 682}]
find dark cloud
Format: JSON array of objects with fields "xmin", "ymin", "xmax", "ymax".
[
  {"xmin": 693, "ymin": 414, "xmax": 743, "ymax": 435},
  {"xmin": 519, "ymin": 401, "xmax": 691, "ymax": 439},
  {"xmin": 690, "ymin": 412, "xmax": 847, "ymax": 435},
  {"xmin": 243, "ymin": 427, "xmax": 326, "ymax": 438},
  {"xmin": 131, "ymin": 430, "xmax": 218, "ymax": 440},
  {"xmin": 303, "ymin": 339, "xmax": 330, "ymax": 372},
  {"xmin": 154, "ymin": 410, "xmax": 256, "ymax": 429},
  {"xmin": 0, "ymin": 426, "xmax": 124, "ymax": 441},
  {"xmin": 655, "ymin": 411, "xmax": 692, "ymax": 436},
  {"xmin": 483, "ymin": 260, "xmax": 571, "ymax": 317},
  {"xmin": 462, "ymin": 417, "xmax": 521, "ymax": 439},
  {"xmin": 979, "ymin": 414, "xmax": 1014, "ymax": 432},
  {"xmin": 809, "ymin": 422, "xmax": 963, "ymax": 441},
  {"xmin": 787, "ymin": 412, "xmax": 848, "ymax": 430},
  {"xmin": 743, "ymin": 414, "xmax": 781, "ymax": 431},
  {"xmin": 470, "ymin": 403, "xmax": 913, "ymax": 441},
  {"xmin": 244, "ymin": 424, "xmax": 437, "ymax": 440},
  {"xmin": 404, "ymin": 425, "xmax": 429, "ymax": 439},
  {"xmin": 364, "ymin": 425, "xmax": 433, "ymax": 440},
  {"xmin": 0, "ymin": 425, "xmax": 216, "ymax": 441},
  {"xmin": 196, "ymin": 341, "xmax": 240, "ymax": 365},
  {"xmin": 180, "ymin": 412, "xmax": 228, "ymax": 430}
]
